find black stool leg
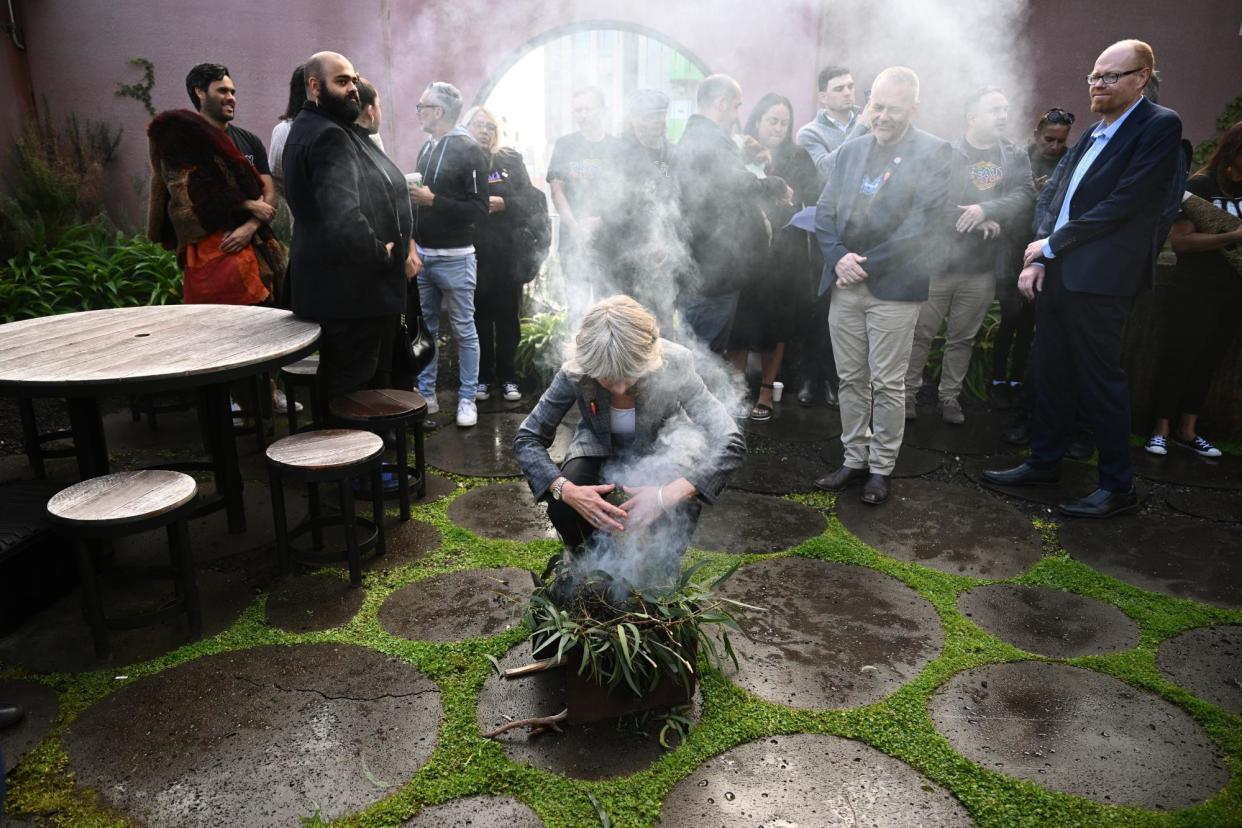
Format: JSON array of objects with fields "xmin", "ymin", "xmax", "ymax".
[
  {"xmin": 414, "ymin": 419, "xmax": 427, "ymax": 499},
  {"xmin": 396, "ymin": 425, "xmax": 410, "ymax": 521},
  {"xmin": 339, "ymin": 480, "xmax": 362, "ymax": 586},
  {"xmin": 170, "ymin": 519, "xmax": 203, "ymax": 640},
  {"xmin": 18, "ymin": 397, "xmax": 46, "ymax": 480},
  {"xmin": 307, "ymin": 482, "xmax": 323, "ymax": 549},
  {"xmin": 250, "ymin": 374, "xmax": 267, "ymax": 454},
  {"xmin": 372, "ymin": 467, "xmax": 386, "ymax": 557},
  {"xmin": 74, "ymin": 539, "xmax": 109, "ymax": 658},
  {"xmin": 270, "ymin": 467, "xmax": 291, "ymax": 574},
  {"xmin": 284, "ymin": 377, "xmax": 299, "ymax": 435}
]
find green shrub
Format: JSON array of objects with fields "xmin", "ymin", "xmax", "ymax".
[
  {"xmin": 0, "ymin": 220, "xmax": 181, "ymax": 322},
  {"xmin": 516, "ymin": 310, "xmax": 568, "ymax": 386}
]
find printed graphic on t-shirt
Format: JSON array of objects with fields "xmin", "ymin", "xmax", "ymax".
[
  {"xmin": 488, "ymin": 169, "xmax": 507, "ymax": 185},
  {"xmin": 969, "ymin": 160, "xmax": 1004, "ymax": 192},
  {"xmin": 860, "ymin": 173, "xmax": 885, "ymax": 196}
]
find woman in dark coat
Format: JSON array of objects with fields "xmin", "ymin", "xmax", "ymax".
[
  {"xmin": 726, "ymin": 93, "xmax": 819, "ymax": 421},
  {"xmin": 465, "ymin": 106, "xmax": 547, "ymax": 403}
]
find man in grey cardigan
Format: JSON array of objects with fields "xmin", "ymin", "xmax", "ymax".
[{"xmin": 796, "ymin": 64, "xmax": 863, "ymax": 187}]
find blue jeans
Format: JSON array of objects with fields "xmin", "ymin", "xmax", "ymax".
[
  {"xmin": 417, "ymin": 253, "xmax": 480, "ymax": 401},
  {"xmin": 679, "ymin": 291, "xmax": 739, "ymax": 354}
]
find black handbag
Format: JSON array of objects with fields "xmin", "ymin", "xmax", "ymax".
[{"xmin": 395, "ymin": 313, "xmax": 436, "ymax": 377}]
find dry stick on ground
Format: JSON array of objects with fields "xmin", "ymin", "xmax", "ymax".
[
  {"xmin": 502, "ymin": 657, "xmax": 565, "ymax": 679},
  {"xmin": 483, "ymin": 708, "xmax": 569, "ymax": 738}
]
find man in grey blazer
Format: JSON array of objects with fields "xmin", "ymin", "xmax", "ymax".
[{"xmin": 813, "ymin": 67, "xmax": 952, "ymax": 505}]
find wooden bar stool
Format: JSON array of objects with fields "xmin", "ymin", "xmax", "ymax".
[
  {"xmin": 45, "ymin": 470, "xmax": 201, "ymax": 658},
  {"xmin": 328, "ymin": 389, "xmax": 428, "ymax": 522},
  {"xmin": 266, "ymin": 429, "xmax": 385, "ymax": 586},
  {"xmin": 280, "ymin": 356, "xmax": 323, "ymax": 434}
]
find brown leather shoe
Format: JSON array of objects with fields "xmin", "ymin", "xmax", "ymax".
[
  {"xmin": 814, "ymin": 465, "xmax": 870, "ymax": 491},
  {"xmin": 860, "ymin": 473, "xmax": 891, "ymax": 505}
]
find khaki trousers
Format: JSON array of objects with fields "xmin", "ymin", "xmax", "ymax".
[
  {"xmin": 829, "ymin": 283, "xmax": 921, "ymax": 476},
  {"xmin": 905, "ymin": 270, "xmax": 996, "ymax": 403}
]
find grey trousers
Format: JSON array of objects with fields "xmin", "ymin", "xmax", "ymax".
[
  {"xmin": 829, "ymin": 283, "xmax": 921, "ymax": 476},
  {"xmin": 905, "ymin": 269, "xmax": 996, "ymax": 403}
]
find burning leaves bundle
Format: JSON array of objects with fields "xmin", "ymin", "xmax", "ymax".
[{"xmin": 526, "ymin": 558, "xmax": 748, "ymax": 699}]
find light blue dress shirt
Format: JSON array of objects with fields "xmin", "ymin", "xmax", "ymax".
[{"xmin": 1041, "ymin": 96, "xmax": 1145, "ymax": 260}]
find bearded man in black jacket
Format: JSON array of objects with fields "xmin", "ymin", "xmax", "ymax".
[{"xmin": 284, "ymin": 51, "xmax": 419, "ymax": 399}]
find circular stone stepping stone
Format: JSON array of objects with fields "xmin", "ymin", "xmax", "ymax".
[
  {"xmin": 691, "ymin": 490, "xmax": 826, "ymax": 554},
  {"xmin": 403, "ymin": 796, "xmax": 543, "ymax": 827},
  {"xmin": 380, "ymin": 567, "xmax": 532, "ymax": 642},
  {"xmin": 265, "ymin": 573, "xmax": 365, "ymax": 633},
  {"xmin": 1131, "ymin": 446, "xmax": 1242, "ymax": 491},
  {"xmin": 741, "ymin": 403, "xmax": 842, "ymax": 443},
  {"xmin": 374, "ymin": 519, "xmax": 443, "ymax": 569},
  {"xmin": 447, "ymin": 482, "xmax": 557, "ymax": 542},
  {"xmin": 1165, "ymin": 487, "xmax": 1242, "ymax": 523},
  {"xmin": 958, "ymin": 584, "xmax": 1139, "ymax": 657},
  {"xmin": 64, "ymin": 644, "xmax": 441, "ymax": 827},
  {"xmin": 424, "ymin": 412, "xmax": 570, "ymax": 477},
  {"xmin": 821, "ymin": 440, "xmax": 944, "ymax": 478},
  {"xmin": 717, "ymin": 557, "xmax": 942, "ymax": 708},
  {"xmin": 1059, "ymin": 516, "xmax": 1242, "ymax": 610},
  {"xmin": 413, "ymin": 472, "xmax": 459, "ymax": 504},
  {"xmin": 0, "ymin": 679, "xmax": 59, "ymax": 775},
  {"xmin": 929, "ymin": 662, "xmax": 1228, "ymax": 809},
  {"xmin": 964, "ymin": 455, "xmax": 1110, "ymax": 507},
  {"xmin": 1157, "ymin": 625, "xmax": 1242, "ymax": 717},
  {"xmin": 0, "ymin": 567, "xmax": 255, "ymax": 673},
  {"xmin": 836, "ymin": 479, "xmax": 1043, "ymax": 578},
  {"xmin": 903, "ymin": 406, "xmax": 1012, "ymax": 456},
  {"xmin": 659, "ymin": 733, "xmax": 973, "ymax": 826},
  {"xmin": 476, "ymin": 643, "xmax": 700, "ymax": 780},
  {"xmin": 730, "ymin": 449, "xmax": 821, "ymax": 494}
]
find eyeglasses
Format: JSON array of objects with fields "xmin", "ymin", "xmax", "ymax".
[
  {"xmin": 415, "ymin": 103, "xmax": 441, "ymax": 112},
  {"xmin": 1042, "ymin": 108, "xmax": 1075, "ymax": 125},
  {"xmin": 468, "ymin": 121, "xmax": 498, "ymax": 133},
  {"xmin": 1085, "ymin": 67, "xmax": 1144, "ymax": 86}
]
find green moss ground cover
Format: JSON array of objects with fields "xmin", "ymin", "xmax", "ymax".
[{"xmin": 2, "ymin": 477, "xmax": 1240, "ymax": 827}]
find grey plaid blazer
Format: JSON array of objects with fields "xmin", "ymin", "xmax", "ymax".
[{"xmin": 513, "ymin": 339, "xmax": 745, "ymax": 504}]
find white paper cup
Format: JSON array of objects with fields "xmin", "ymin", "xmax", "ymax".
[
  {"xmin": 405, "ymin": 172, "xmax": 423, "ymax": 186},
  {"xmin": 772, "ymin": 381, "xmax": 784, "ymax": 402}
]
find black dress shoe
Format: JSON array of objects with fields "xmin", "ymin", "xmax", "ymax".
[
  {"xmin": 0, "ymin": 703, "xmax": 26, "ymax": 729},
  {"xmin": 982, "ymin": 462, "xmax": 1060, "ymax": 487},
  {"xmin": 813, "ymin": 464, "xmax": 869, "ymax": 491},
  {"xmin": 860, "ymin": 473, "xmax": 890, "ymax": 505},
  {"xmin": 825, "ymin": 382, "xmax": 839, "ymax": 410},
  {"xmin": 1058, "ymin": 486, "xmax": 1139, "ymax": 519},
  {"xmin": 797, "ymin": 380, "xmax": 814, "ymax": 407}
]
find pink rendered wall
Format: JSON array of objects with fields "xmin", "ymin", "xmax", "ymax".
[{"xmin": 0, "ymin": 4, "xmax": 34, "ymax": 183}]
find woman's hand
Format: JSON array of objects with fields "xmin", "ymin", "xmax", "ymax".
[
  {"xmin": 619, "ymin": 486, "xmax": 664, "ymax": 530},
  {"xmin": 562, "ymin": 482, "xmax": 628, "ymax": 532},
  {"xmin": 488, "ymin": 195, "xmax": 506, "ymax": 214}
]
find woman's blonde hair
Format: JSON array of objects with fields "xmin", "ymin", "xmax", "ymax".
[
  {"xmin": 461, "ymin": 105, "xmax": 502, "ymax": 156},
  {"xmin": 564, "ymin": 295, "xmax": 664, "ymax": 381}
]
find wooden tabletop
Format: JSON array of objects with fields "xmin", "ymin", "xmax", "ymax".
[{"xmin": 0, "ymin": 305, "xmax": 320, "ymax": 395}]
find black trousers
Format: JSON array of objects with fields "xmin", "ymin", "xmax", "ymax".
[
  {"xmin": 994, "ymin": 278, "xmax": 1035, "ymax": 383},
  {"xmin": 1152, "ymin": 286, "xmax": 1238, "ymax": 421},
  {"xmin": 1029, "ymin": 265, "xmax": 1134, "ymax": 492},
  {"xmin": 316, "ymin": 316, "xmax": 393, "ymax": 399},
  {"xmin": 475, "ymin": 280, "xmax": 522, "ymax": 386},
  {"xmin": 796, "ymin": 293, "xmax": 839, "ymax": 388}
]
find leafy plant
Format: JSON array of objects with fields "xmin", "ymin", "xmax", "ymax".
[
  {"xmin": 526, "ymin": 558, "xmax": 748, "ymax": 698},
  {"xmin": 515, "ymin": 310, "xmax": 568, "ymax": 387},
  {"xmin": 116, "ymin": 57, "xmax": 156, "ymax": 117},
  {"xmin": 1192, "ymin": 94, "xmax": 1242, "ymax": 167},
  {"xmin": 0, "ymin": 107, "xmax": 123, "ymax": 259},
  {"xmin": 0, "ymin": 219, "xmax": 181, "ymax": 322}
]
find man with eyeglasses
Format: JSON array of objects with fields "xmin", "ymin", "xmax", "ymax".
[{"xmin": 984, "ymin": 39, "xmax": 1183, "ymax": 519}]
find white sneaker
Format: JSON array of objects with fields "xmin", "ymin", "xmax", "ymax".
[
  {"xmin": 424, "ymin": 394, "xmax": 440, "ymax": 415},
  {"xmin": 272, "ymin": 389, "xmax": 303, "ymax": 414},
  {"xmin": 456, "ymin": 398, "xmax": 478, "ymax": 427},
  {"xmin": 476, "ymin": 383, "xmax": 491, "ymax": 401},
  {"xmin": 503, "ymin": 382, "xmax": 522, "ymax": 401}
]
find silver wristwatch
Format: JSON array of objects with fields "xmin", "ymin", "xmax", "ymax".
[{"xmin": 550, "ymin": 477, "xmax": 568, "ymax": 501}]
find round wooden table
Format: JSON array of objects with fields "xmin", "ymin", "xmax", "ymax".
[{"xmin": 0, "ymin": 305, "xmax": 321, "ymax": 532}]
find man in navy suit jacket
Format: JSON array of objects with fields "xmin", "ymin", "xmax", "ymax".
[
  {"xmin": 813, "ymin": 66, "xmax": 952, "ymax": 505},
  {"xmin": 984, "ymin": 39, "xmax": 1183, "ymax": 518}
]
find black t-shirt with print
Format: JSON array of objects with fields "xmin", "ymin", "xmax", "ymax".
[
  {"xmin": 1176, "ymin": 173, "xmax": 1242, "ymax": 299},
  {"xmin": 842, "ymin": 140, "xmax": 900, "ymax": 255},
  {"xmin": 546, "ymin": 131, "xmax": 617, "ymax": 247},
  {"xmin": 948, "ymin": 141, "xmax": 1005, "ymax": 272},
  {"xmin": 226, "ymin": 125, "xmax": 271, "ymax": 176}
]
